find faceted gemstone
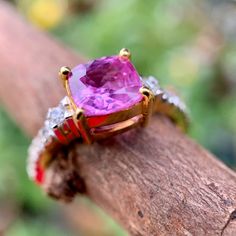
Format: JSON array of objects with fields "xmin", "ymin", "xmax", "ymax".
[
  {"xmin": 47, "ymin": 107, "xmax": 65, "ymax": 128},
  {"xmin": 68, "ymin": 56, "xmax": 143, "ymax": 116}
]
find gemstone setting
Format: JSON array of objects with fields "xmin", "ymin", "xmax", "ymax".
[{"xmin": 68, "ymin": 56, "xmax": 143, "ymax": 116}]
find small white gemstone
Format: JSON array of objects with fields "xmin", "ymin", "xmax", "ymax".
[
  {"xmin": 64, "ymin": 109, "xmax": 73, "ymax": 119},
  {"xmin": 167, "ymin": 94, "xmax": 186, "ymax": 111},
  {"xmin": 168, "ymin": 95, "xmax": 179, "ymax": 105},
  {"xmin": 47, "ymin": 107, "xmax": 65, "ymax": 128},
  {"xmin": 178, "ymin": 102, "xmax": 187, "ymax": 111},
  {"xmin": 59, "ymin": 96, "xmax": 70, "ymax": 108},
  {"xmin": 27, "ymin": 163, "xmax": 35, "ymax": 179},
  {"xmin": 42, "ymin": 121, "xmax": 55, "ymax": 139},
  {"xmin": 162, "ymin": 93, "xmax": 169, "ymax": 100},
  {"xmin": 144, "ymin": 76, "xmax": 160, "ymax": 94},
  {"xmin": 40, "ymin": 127, "xmax": 50, "ymax": 141},
  {"xmin": 60, "ymin": 96, "xmax": 74, "ymax": 118},
  {"xmin": 156, "ymin": 88, "xmax": 164, "ymax": 96}
]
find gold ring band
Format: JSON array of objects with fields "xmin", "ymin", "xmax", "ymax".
[{"xmin": 27, "ymin": 49, "xmax": 189, "ymax": 185}]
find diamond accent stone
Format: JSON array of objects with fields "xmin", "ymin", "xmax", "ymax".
[
  {"xmin": 143, "ymin": 76, "xmax": 187, "ymax": 112},
  {"xmin": 164, "ymin": 92, "xmax": 186, "ymax": 111},
  {"xmin": 59, "ymin": 96, "xmax": 70, "ymax": 107},
  {"xmin": 47, "ymin": 107, "xmax": 65, "ymax": 128},
  {"xmin": 144, "ymin": 76, "xmax": 160, "ymax": 93}
]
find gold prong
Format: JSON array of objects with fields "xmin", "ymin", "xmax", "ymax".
[
  {"xmin": 74, "ymin": 108, "xmax": 93, "ymax": 144},
  {"xmin": 75, "ymin": 108, "xmax": 84, "ymax": 120},
  {"xmin": 140, "ymin": 86, "xmax": 154, "ymax": 127},
  {"xmin": 119, "ymin": 48, "xmax": 131, "ymax": 60},
  {"xmin": 59, "ymin": 66, "xmax": 71, "ymax": 87}
]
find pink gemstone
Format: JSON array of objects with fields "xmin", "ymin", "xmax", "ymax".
[{"xmin": 68, "ymin": 56, "xmax": 143, "ymax": 116}]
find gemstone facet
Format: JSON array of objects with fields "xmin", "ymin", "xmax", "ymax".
[{"xmin": 68, "ymin": 56, "xmax": 143, "ymax": 116}]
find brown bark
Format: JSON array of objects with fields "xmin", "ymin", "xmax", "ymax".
[{"xmin": 1, "ymin": 1, "xmax": 236, "ymax": 235}]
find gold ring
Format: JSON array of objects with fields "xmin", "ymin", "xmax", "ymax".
[{"xmin": 27, "ymin": 48, "xmax": 189, "ymax": 185}]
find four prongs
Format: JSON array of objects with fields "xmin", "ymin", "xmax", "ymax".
[
  {"xmin": 140, "ymin": 86, "xmax": 155, "ymax": 127},
  {"xmin": 119, "ymin": 48, "xmax": 131, "ymax": 60},
  {"xmin": 59, "ymin": 66, "xmax": 71, "ymax": 87},
  {"xmin": 74, "ymin": 108, "xmax": 93, "ymax": 144}
]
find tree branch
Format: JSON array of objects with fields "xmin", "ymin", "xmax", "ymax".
[{"xmin": 1, "ymin": 1, "xmax": 236, "ymax": 235}]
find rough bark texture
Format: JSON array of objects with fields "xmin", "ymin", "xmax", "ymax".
[{"xmin": 1, "ymin": 1, "xmax": 236, "ymax": 235}]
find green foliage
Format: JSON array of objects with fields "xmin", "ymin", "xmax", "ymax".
[
  {"xmin": 1, "ymin": 0, "xmax": 236, "ymax": 235},
  {"xmin": 6, "ymin": 219, "xmax": 67, "ymax": 236}
]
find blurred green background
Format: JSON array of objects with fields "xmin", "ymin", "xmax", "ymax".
[{"xmin": 0, "ymin": 0, "xmax": 236, "ymax": 235}]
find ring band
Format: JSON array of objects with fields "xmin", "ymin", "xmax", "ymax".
[{"xmin": 27, "ymin": 49, "xmax": 189, "ymax": 185}]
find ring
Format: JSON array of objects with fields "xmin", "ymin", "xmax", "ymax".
[{"xmin": 27, "ymin": 48, "xmax": 189, "ymax": 185}]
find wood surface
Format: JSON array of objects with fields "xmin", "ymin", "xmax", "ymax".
[{"xmin": 1, "ymin": 1, "xmax": 236, "ymax": 235}]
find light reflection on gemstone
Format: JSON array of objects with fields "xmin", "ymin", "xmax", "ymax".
[
  {"xmin": 68, "ymin": 56, "xmax": 143, "ymax": 116},
  {"xmin": 47, "ymin": 107, "xmax": 65, "ymax": 128}
]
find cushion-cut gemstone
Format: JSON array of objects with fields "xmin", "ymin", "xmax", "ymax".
[{"xmin": 68, "ymin": 56, "xmax": 143, "ymax": 116}]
